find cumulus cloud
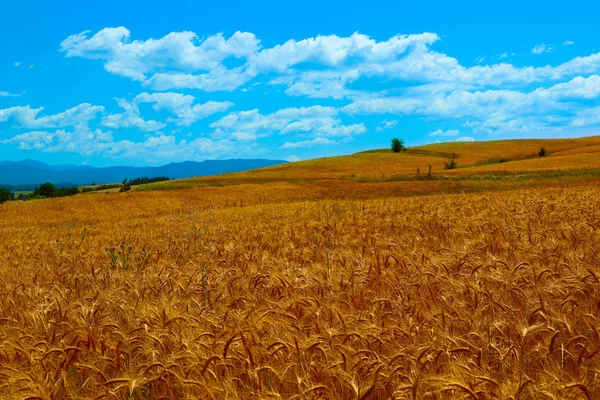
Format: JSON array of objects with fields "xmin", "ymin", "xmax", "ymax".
[
  {"xmin": 343, "ymin": 75, "xmax": 600, "ymax": 134},
  {"xmin": 250, "ymin": 32, "xmax": 439, "ymax": 72},
  {"xmin": 134, "ymin": 92, "xmax": 233, "ymax": 126},
  {"xmin": 2, "ymin": 124, "xmax": 114, "ymax": 154},
  {"xmin": 0, "ymin": 92, "xmax": 232, "ymax": 142},
  {"xmin": 1, "ymin": 123, "xmax": 234, "ymax": 161},
  {"xmin": 58, "ymin": 27, "xmax": 600, "ymax": 98},
  {"xmin": 455, "ymin": 136, "xmax": 475, "ymax": 142},
  {"xmin": 143, "ymin": 68, "xmax": 254, "ymax": 92},
  {"xmin": 102, "ymin": 99, "xmax": 165, "ymax": 132},
  {"xmin": 24, "ymin": 27, "xmax": 600, "ymax": 157},
  {"xmin": 210, "ymin": 106, "xmax": 366, "ymax": 141},
  {"xmin": 60, "ymin": 27, "xmax": 261, "ymax": 90},
  {"xmin": 0, "ymin": 103, "xmax": 104, "ymax": 129},
  {"xmin": 564, "ymin": 40, "xmax": 575, "ymax": 46},
  {"xmin": 58, "ymin": 26, "xmax": 600, "ymax": 133},
  {"xmin": 60, "ymin": 28, "xmax": 453, "ymax": 93}
]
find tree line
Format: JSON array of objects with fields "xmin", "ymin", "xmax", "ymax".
[{"xmin": 0, "ymin": 176, "xmax": 172, "ymax": 203}]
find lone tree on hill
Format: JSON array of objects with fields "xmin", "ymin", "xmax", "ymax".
[{"xmin": 391, "ymin": 138, "xmax": 405, "ymax": 153}]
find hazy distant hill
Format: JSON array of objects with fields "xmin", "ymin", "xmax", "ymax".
[{"xmin": 0, "ymin": 159, "xmax": 287, "ymax": 187}]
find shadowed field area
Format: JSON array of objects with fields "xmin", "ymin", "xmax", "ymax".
[{"xmin": 1, "ymin": 137, "xmax": 600, "ymax": 399}]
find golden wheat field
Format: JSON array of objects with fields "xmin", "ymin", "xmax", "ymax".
[
  {"xmin": 157, "ymin": 136, "xmax": 600, "ymax": 187},
  {"xmin": 1, "ymin": 139, "xmax": 600, "ymax": 399}
]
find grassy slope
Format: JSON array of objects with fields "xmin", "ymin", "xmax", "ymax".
[{"xmin": 131, "ymin": 136, "xmax": 600, "ymax": 195}]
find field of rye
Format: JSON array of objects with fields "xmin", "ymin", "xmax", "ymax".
[{"xmin": 1, "ymin": 178, "xmax": 600, "ymax": 399}]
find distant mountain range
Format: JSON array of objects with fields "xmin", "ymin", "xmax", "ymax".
[{"xmin": 0, "ymin": 159, "xmax": 287, "ymax": 190}]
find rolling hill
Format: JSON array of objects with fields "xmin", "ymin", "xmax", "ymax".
[{"xmin": 134, "ymin": 135, "xmax": 600, "ymax": 191}]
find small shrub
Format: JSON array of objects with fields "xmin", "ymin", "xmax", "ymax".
[
  {"xmin": 444, "ymin": 153, "xmax": 458, "ymax": 170},
  {"xmin": 444, "ymin": 159, "xmax": 458, "ymax": 169},
  {"xmin": 120, "ymin": 183, "xmax": 131, "ymax": 192},
  {"xmin": 539, "ymin": 147, "xmax": 547, "ymax": 157}
]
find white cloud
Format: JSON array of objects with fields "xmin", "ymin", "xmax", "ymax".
[
  {"xmin": 0, "ymin": 93, "xmax": 232, "ymax": 148},
  {"xmin": 13, "ymin": 62, "xmax": 21, "ymax": 67},
  {"xmin": 211, "ymin": 106, "xmax": 366, "ymax": 141},
  {"xmin": 564, "ymin": 40, "xmax": 575, "ymax": 46},
  {"xmin": 0, "ymin": 103, "xmax": 104, "ymax": 129},
  {"xmin": 272, "ymin": 69, "xmax": 362, "ymax": 100},
  {"xmin": 102, "ymin": 99, "xmax": 165, "ymax": 132},
  {"xmin": 285, "ymin": 155, "xmax": 300, "ymax": 162},
  {"xmin": 250, "ymin": 32, "xmax": 439, "ymax": 72},
  {"xmin": 429, "ymin": 129, "xmax": 460, "ymax": 137},
  {"xmin": 455, "ymin": 136, "xmax": 475, "ymax": 142},
  {"xmin": 143, "ymin": 67, "xmax": 254, "ymax": 92},
  {"xmin": 532, "ymin": 43, "xmax": 553, "ymax": 55},
  {"xmin": 133, "ymin": 92, "xmax": 232, "ymax": 126},
  {"xmin": 343, "ymin": 75, "xmax": 600, "ymax": 134},
  {"xmin": 59, "ymin": 27, "xmax": 600, "ymax": 105},
  {"xmin": 0, "ymin": 93, "xmax": 231, "ymax": 137},
  {"xmin": 280, "ymin": 137, "xmax": 335, "ymax": 149},
  {"xmin": 376, "ymin": 119, "xmax": 398, "ymax": 131},
  {"xmin": 60, "ymin": 27, "xmax": 261, "ymax": 90},
  {"xmin": 1, "ymin": 123, "xmax": 234, "ymax": 161},
  {"xmin": 38, "ymin": 27, "xmax": 600, "ymax": 149},
  {"xmin": 2, "ymin": 130, "xmax": 56, "ymax": 150},
  {"xmin": 60, "ymin": 28, "xmax": 447, "ymax": 93},
  {"xmin": 2, "ymin": 124, "xmax": 113, "ymax": 154}
]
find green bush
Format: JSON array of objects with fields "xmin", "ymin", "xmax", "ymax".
[
  {"xmin": 34, "ymin": 182, "xmax": 57, "ymax": 198},
  {"xmin": 539, "ymin": 147, "xmax": 547, "ymax": 157},
  {"xmin": 0, "ymin": 188, "xmax": 10, "ymax": 204}
]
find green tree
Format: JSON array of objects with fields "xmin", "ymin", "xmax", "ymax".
[
  {"xmin": 0, "ymin": 188, "xmax": 10, "ymax": 204},
  {"xmin": 38, "ymin": 182, "xmax": 57, "ymax": 198},
  {"xmin": 391, "ymin": 138, "xmax": 405, "ymax": 153}
]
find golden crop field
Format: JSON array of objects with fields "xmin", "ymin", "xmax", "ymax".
[
  {"xmin": 1, "ymin": 138, "xmax": 600, "ymax": 399},
  {"xmin": 127, "ymin": 136, "xmax": 600, "ymax": 192}
]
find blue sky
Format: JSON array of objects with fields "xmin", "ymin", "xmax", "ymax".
[{"xmin": 1, "ymin": 1, "xmax": 600, "ymax": 166}]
